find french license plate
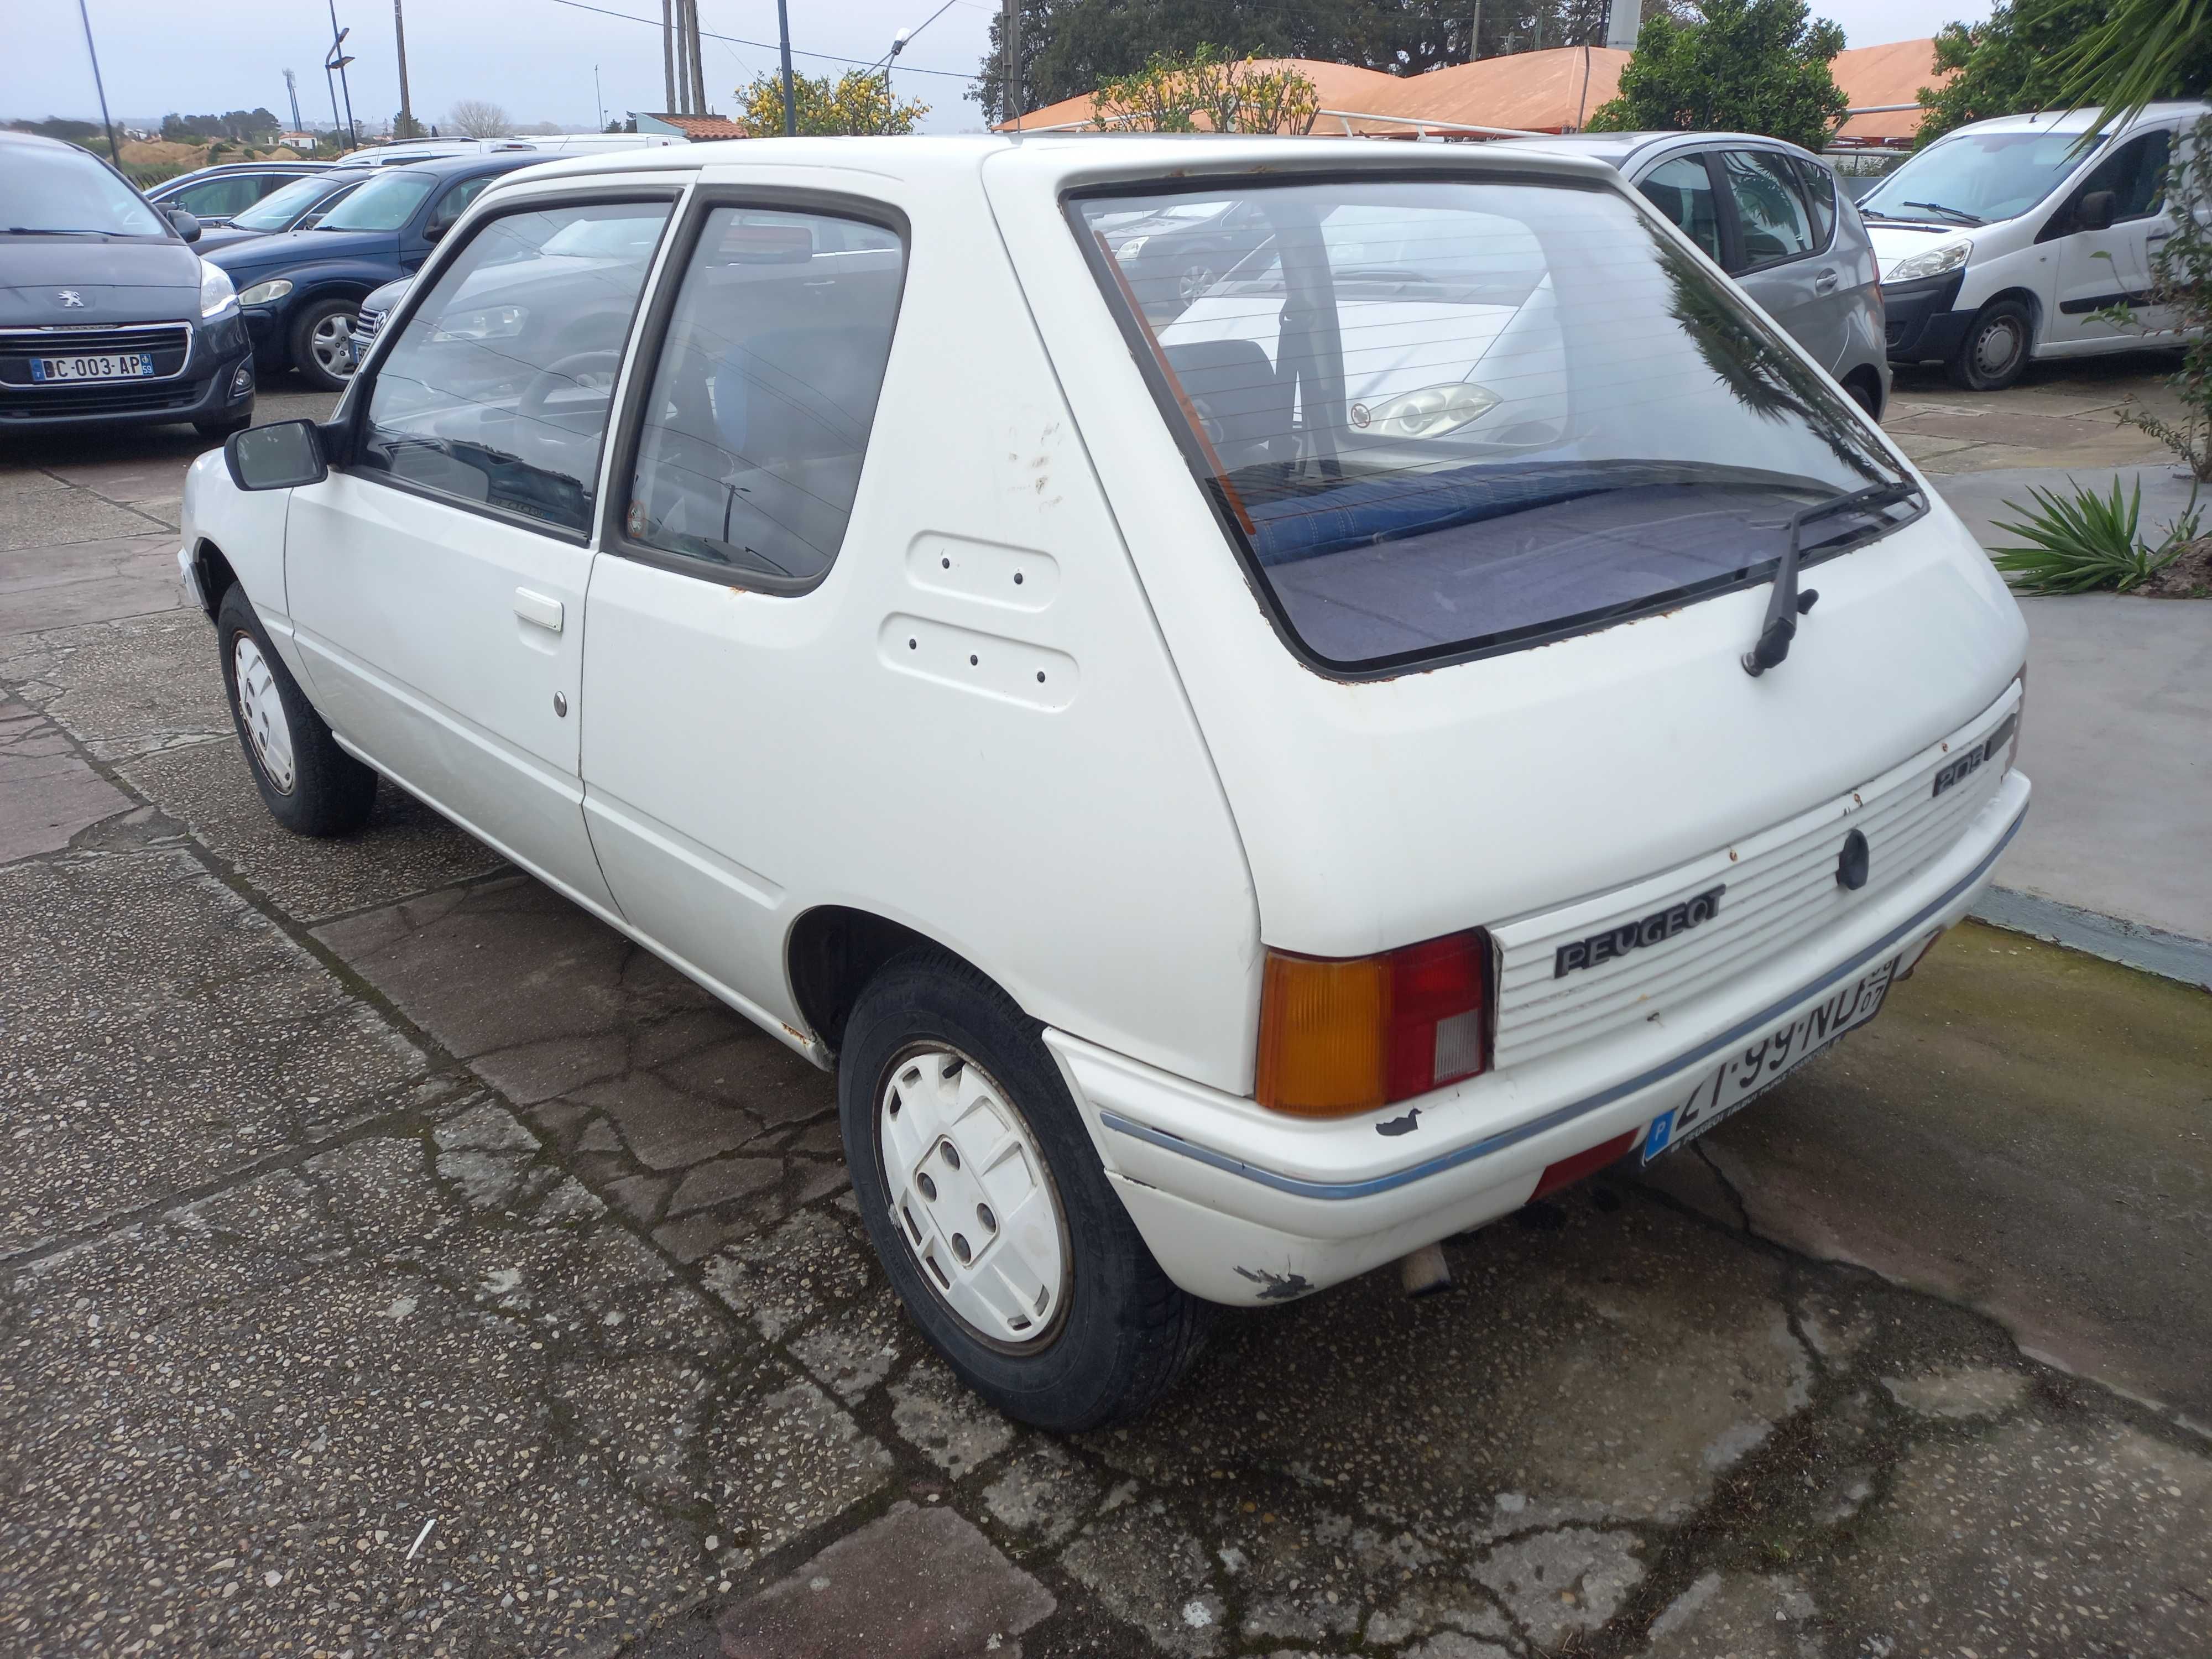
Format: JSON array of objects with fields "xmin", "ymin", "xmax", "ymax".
[
  {"xmin": 1641, "ymin": 956, "xmax": 1898, "ymax": 1162},
  {"xmin": 30, "ymin": 352, "xmax": 155, "ymax": 382}
]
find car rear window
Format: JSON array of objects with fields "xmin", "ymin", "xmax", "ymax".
[{"xmin": 1074, "ymin": 176, "xmax": 1913, "ymax": 672}]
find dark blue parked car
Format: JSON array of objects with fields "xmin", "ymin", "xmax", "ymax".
[
  {"xmin": 203, "ymin": 152, "xmax": 547, "ymax": 392},
  {"xmin": 0, "ymin": 130, "xmax": 255, "ymax": 437}
]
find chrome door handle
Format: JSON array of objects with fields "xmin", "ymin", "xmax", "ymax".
[
  {"xmin": 514, "ymin": 589, "xmax": 565, "ymax": 633},
  {"xmin": 1814, "ymin": 268, "xmax": 1840, "ymax": 294}
]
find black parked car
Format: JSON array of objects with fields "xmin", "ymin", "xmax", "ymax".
[
  {"xmin": 146, "ymin": 161, "xmax": 332, "ymax": 228},
  {"xmin": 194, "ymin": 169, "xmax": 375, "ymax": 255},
  {"xmin": 0, "ymin": 131, "xmax": 254, "ymax": 438},
  {"xmin": 203, "ymin": 152, "xmax": 547, "ymax": 392}
]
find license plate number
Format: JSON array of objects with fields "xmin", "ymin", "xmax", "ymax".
[
  {"xmin": 1642, "ymin": 957, "xmax": 1898, "ymax": 1162},
  {"xmin": 30, "ymin": 352, "xmax": 156, "ymax": 382}
]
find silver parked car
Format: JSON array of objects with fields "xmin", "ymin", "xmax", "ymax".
[{"xmin": 1499, "ymin": 132, "xmax": 1890, "ymax": 416}]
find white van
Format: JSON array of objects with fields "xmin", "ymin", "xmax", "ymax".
[
  {"xmin": 178, "ymin": 137, "xmax": 2030, "ymax": 1430},
  {"xmin": 1867, "ymin": 102, "xmax": 2207, "ymax": 389}
]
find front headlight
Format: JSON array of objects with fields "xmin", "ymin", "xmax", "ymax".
[
  {"xmin": 199, "ymin": 261, "xmax": 239, "ymax": 318},
  {"xmin": 237, "ymin": 277, "xmax": 294, "ymax": 307},
  {"xmin": 1114, "ymin": 235, "xmax": 1149, "ymax": 262},
  {"xmin": 1886, "ymin": 240, "xmax": 1971, "ymax": 283},
  {"xmin": 432, "ymin": 304, "xmax": 528, "ymax": 342},
  {"xmin": 1348, "ymin": 382, "xmax": 1501, "ymax": 441}
]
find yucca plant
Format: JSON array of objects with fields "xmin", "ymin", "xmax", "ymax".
[{"xmin": 1990, "ymin": 476, "xmax": 2187, "ymax": 594}]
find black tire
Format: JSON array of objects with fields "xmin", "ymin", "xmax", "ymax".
[
  {"xmin": 1843, "ymin": 375, "xmax": 1881, "ymax": 419},
  {"xmin": 839, "ymin": 950, "xmax": 1213, "ymax": 1432},
  {"xmin": 1946, "ymin": 296, "xmax": 2034, "ymax": 391},
  {"xmin": 289, "ymin": 295, "xmax": 360, "ymax": 392},
  {"xmin": 215, "ymin": 582, "xmax": 377, "ymax": 836},
  {"xmin": 194, "ymin": 400, "xmax": 254, "ymax": 441}
]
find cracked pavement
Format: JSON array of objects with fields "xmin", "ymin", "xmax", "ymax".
[{"xmin": 3, "ymin": 399, "xmax": 2209, "ymax": 1658}]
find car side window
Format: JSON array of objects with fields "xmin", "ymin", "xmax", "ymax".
[
  {"xmin": 2074, "ymin": 130, "xmax": 2173, "ymax": 223},
  {"xmin": 1791, "ymin": 156, "xmax": 1838, "ymax": 246},
  {"xmin": 622, "ymin": 206, "xmax": 905, "ymax": 587},
  {"xmin": 1719, "ymin": 150, "xmax": 1817, "ymax": 269},
  {"xmin": 427, "ymin": 176, "xmax": 493, "ymax": 236},
  {"xmin": 357, "ymin": 199, "xmax": 674, "ymax": 535},
  {"xmin": 1638, "ymin": 155, "xmax": 1723, "ymax": 262},
  {"xmin": 173, "ymin": 175, "xmax": 261, "ymax": 218}
]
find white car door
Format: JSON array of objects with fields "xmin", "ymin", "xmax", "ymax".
[
  {"xmin": 285, "ymin": 191, "xmax": 677, "ymax": 909},
  {"xmin": 2048, "ymin": 125, "xmax": 2175, "ymax": 347}
]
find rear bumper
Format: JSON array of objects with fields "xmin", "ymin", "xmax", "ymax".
[
  {"xmin": 1883, "ymin": 270, "xmax": 1970, "ymax": 363},
  {"xmin": 1048, "ymin": 767, "xmax": 2030, "ymax": 1306}
]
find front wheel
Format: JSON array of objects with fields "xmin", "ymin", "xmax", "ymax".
[
  {"xmin": 216, "ymin": 582, "xmax": 377, "ymax": 836},
  {"xmin": 838, "ymin": 951, "xmax": 1212, "ymax": 1432},
  {"xmin": 1946, "ymin": 297, "xmax": 2033, "ymax": 391},
  {"xmin": 290, "ymin": 296, "xmax": 361, "ymax": 392},
  {"xmin": 194, "ymin": 400, "xmax": 254, "ymax": 441}
]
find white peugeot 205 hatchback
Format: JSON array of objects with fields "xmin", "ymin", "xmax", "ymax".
[{"xmin": 178, "ymin": 136, "xmax": 2030, "ymax": 1431}]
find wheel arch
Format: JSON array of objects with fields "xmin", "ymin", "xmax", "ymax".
[
  {"xmin": 187, "ymin": 537, "xmax": 239, "ymax": 621},
  {"xmin": 786, "ymin": 905, "xmax": 1003, "ymax": 1060},
  {"xmin": 1976, "ymin": 285, "xmax": 2043, "ymax": 343}
]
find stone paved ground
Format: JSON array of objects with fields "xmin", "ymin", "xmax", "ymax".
[{"xmin": 2, "ymin": 377, "xmax": 2208, "ymax": 1659}]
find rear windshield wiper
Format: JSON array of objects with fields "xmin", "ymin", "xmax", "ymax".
[
  {"xmin": 1743, "ymin": 481, "xmax": 1921, "ymax": 677},
  {"xmin": 1898, "ymin": 200, "xmax": 1983, "ymax": 226}
]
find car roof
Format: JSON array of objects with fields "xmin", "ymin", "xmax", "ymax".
[
  {"xmin": 391, "ymin": 150, "xmax": 552, "ymax": 179},
  {"xmin": 164, "ymin": 160, "xmax": 333, "ymax": 180},
  {"xmin": 1942, "ymin": 100, "xmax": 2212, "ymax": 138},
  {"xmin": 1497, "ymin": 131, "xmax": 1820, "ymax": 165},
  {"xmin": 494, "ymin": 133, "xmax": 1629, "ymax": 193}
]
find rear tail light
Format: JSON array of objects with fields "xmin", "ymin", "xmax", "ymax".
[{"xmin": 1254, "ymin": 930, "xmax": 1490, "ymax": 1117}]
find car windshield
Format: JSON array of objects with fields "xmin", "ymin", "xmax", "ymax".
[
  {"xmin": 3, "ymin": 144, "xmax": 168, "ymax": 237},
  {"xmin": 232, "ymin": 173, "xmax": 348, "ymax": 231},
  {"xmin": 1077, "ymin": 178, "xmax": 1912, "ymax": 671},
  {"xmin": 1859, "ymin": 129, "xmax": 2096, "ymax": 226},
  {"xmin": 317, "ymin": 170, "xmax": 435, "ymax": 232},
  {"xmin": 538, "ymin": 213, "xmax": 670, "ymax": 258}
]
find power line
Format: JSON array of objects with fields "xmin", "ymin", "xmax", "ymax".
[{"xmin": 539, "ymin": 0, "xmax": 987, "ymax": 81}]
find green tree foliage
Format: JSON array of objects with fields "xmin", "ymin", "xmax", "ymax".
[
  {"xmin": 734, "ymin": 70, "xmax": 931, "ymax": 137},
  {"xmin": 972, "ymin": 0, "xmax": 1678, "ymax": 123},
  {"xmin": 2056, "ymin": 0, "xmax": 2212, "ymax": 138},
  {"xmin": 159, "ymin": 108, "xmax": 281, "ymax": 144},
  {"xmin": 1917, "ymin": 0, "xmax": 2212, "ymax": 146},
  {"xmin": 1585, "ymin": 0, "xmax": 1847, "ymax": 151},
  {"xmin": 1092, "ymin": 46, "xmax": 1324, "ymax": 133}
]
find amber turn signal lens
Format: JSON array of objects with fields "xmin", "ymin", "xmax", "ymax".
[{"xmin": 1254, "ymin": 931, "xmax": 1490, "ymax": 1117}]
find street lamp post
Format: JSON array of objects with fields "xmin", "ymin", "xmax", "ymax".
[{"xmin": 883, "ymin": 29, "xmax": 908, "ymax": 135}]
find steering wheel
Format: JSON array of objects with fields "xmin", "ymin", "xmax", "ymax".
[{"xmin": 517, "ymin": 349, "xmax": 622, "ymax": 427}]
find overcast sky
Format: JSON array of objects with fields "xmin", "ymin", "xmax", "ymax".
[{"xmin": 8, "ymin": 0, "xmax": 1986, "ymax": 138}]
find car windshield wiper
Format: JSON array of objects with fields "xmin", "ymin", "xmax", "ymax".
[
  {"xmin": 1743, "ymin": 481, "xmax": 1921, "ymax": 677},
  {"xmin": 6, "ymin": 226, "xmax": 106, "ymax": 235},
  {"xmin": 1898, "ymin": 200, "xmax": 1983, "ymax": 226}
]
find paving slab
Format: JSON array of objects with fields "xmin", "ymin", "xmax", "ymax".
[
  {"xmin": 718, "ymin": 1500, "xmax": 1053, "ymax": 1659},
  {"xmin": 0, "ymin": 696, "xmax": 129, "ymax": 863},
  {"xmin": 0, "ymin": 608, "xmax": 228, "ymax": 761},
  {"xmin": 0, "ymin": 834, "xmax": 432, "ymax": 1258},
  {"xmin": 1639, "ymin": 921, "xmax": 2212, "ymax": 1423},
  {"xmin": 0, "ymin": 530, "xmax": 184, "ymax": 631}
]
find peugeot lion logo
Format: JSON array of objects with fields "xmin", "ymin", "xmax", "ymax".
[{"xmin": 57, "ymin": 290, "xmax": 86, "ymax": 308}]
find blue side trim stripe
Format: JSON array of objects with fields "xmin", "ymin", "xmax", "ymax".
[{"xmin": 1099, "ymin": 801, "xmax": 2028, "ymax": 1203}]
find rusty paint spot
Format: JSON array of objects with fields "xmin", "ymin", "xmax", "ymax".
[
  {"xmin": 780, "ymin": 1022, "xmax": 809, "ymax": 1045},
  {"xmin": 1234, "ymin": 1266, "xmax": 1314, "ymax": 1302},
  {"xmin": 1729, "ymin": 848, "xmax": 1740, "ymax": 862}
]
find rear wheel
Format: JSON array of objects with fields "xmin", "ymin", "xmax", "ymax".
[
  {"xmin": 216, "ymin": 582, "xmax": 377, "ymax": 836},
  {"xmin": 838, "ymin": 950, "xmax": 1212, "ymax": 1431},
  {"xmin": 291, "ymin": 296, "xmax": 361, "ymax": 392},
  {"xmin": 1946, "ymin": 297, "xmax": 2033, "ymax": 391}
]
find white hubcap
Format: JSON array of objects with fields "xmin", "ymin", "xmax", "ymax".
[
  {"xmin": 878, "ymin": 1048, "xmax": 1069, "ymax": 1346},
  {"xmin": 232, "ymin": 634, "xmax": 297, "ymax": 794}
]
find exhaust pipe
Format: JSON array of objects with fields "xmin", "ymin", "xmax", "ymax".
[{"xmin": 1398, "ymin": 1240, "xmax": 1452, "ymax": 1297}]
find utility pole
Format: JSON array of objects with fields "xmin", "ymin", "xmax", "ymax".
[
  {"xmin": 775, "ymin": 0, "xmax": 796, "ymax": 134},
  {"xmin": 284, "ymin": 68, "xmax": 302, "ymax": 134},
  {"xmin": 394, "ymin": 0, "xmax": 414, "ymax": 138},
  {"xmin": 687, "ymin": 0, "xmax": 708, "ymax": 114},
  {"xmin": 1004, "ymin": 0, "xmax": 1021, "ymax": 128},
  {"xmin": 75, "ymin": 0, "xmax": 121, "ymax": 167},
  {"xmin": 1468, "ymin": 2, "xmax": 1481, "ymax": 61},
  {"xmin": 595, "ymin": 65, "xmax": 604, "ymax": 131},
  {"xmin": 661, "ymin": 0, "xmax": 676, "ymax": 113}
]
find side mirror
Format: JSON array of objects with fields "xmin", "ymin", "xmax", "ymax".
[
  {"xmin": 223, "ymin": 419, "xmax": 327, "ymax": 490},
  {"xmin": 165, "ymin": 207, "xmax": 202, "ymax": 244},
  {"xmin": 2077, "ymin": 190, "xmax": 2119, "ymax": 232},
  {"xmin": 422, "ymin": 219, "xmax": 452, "ymax": 244}
]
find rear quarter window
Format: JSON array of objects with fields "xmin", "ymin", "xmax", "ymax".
[{"xmin": 1074, "ymin": 176, "xmax": 1913, "ymax": 674}]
